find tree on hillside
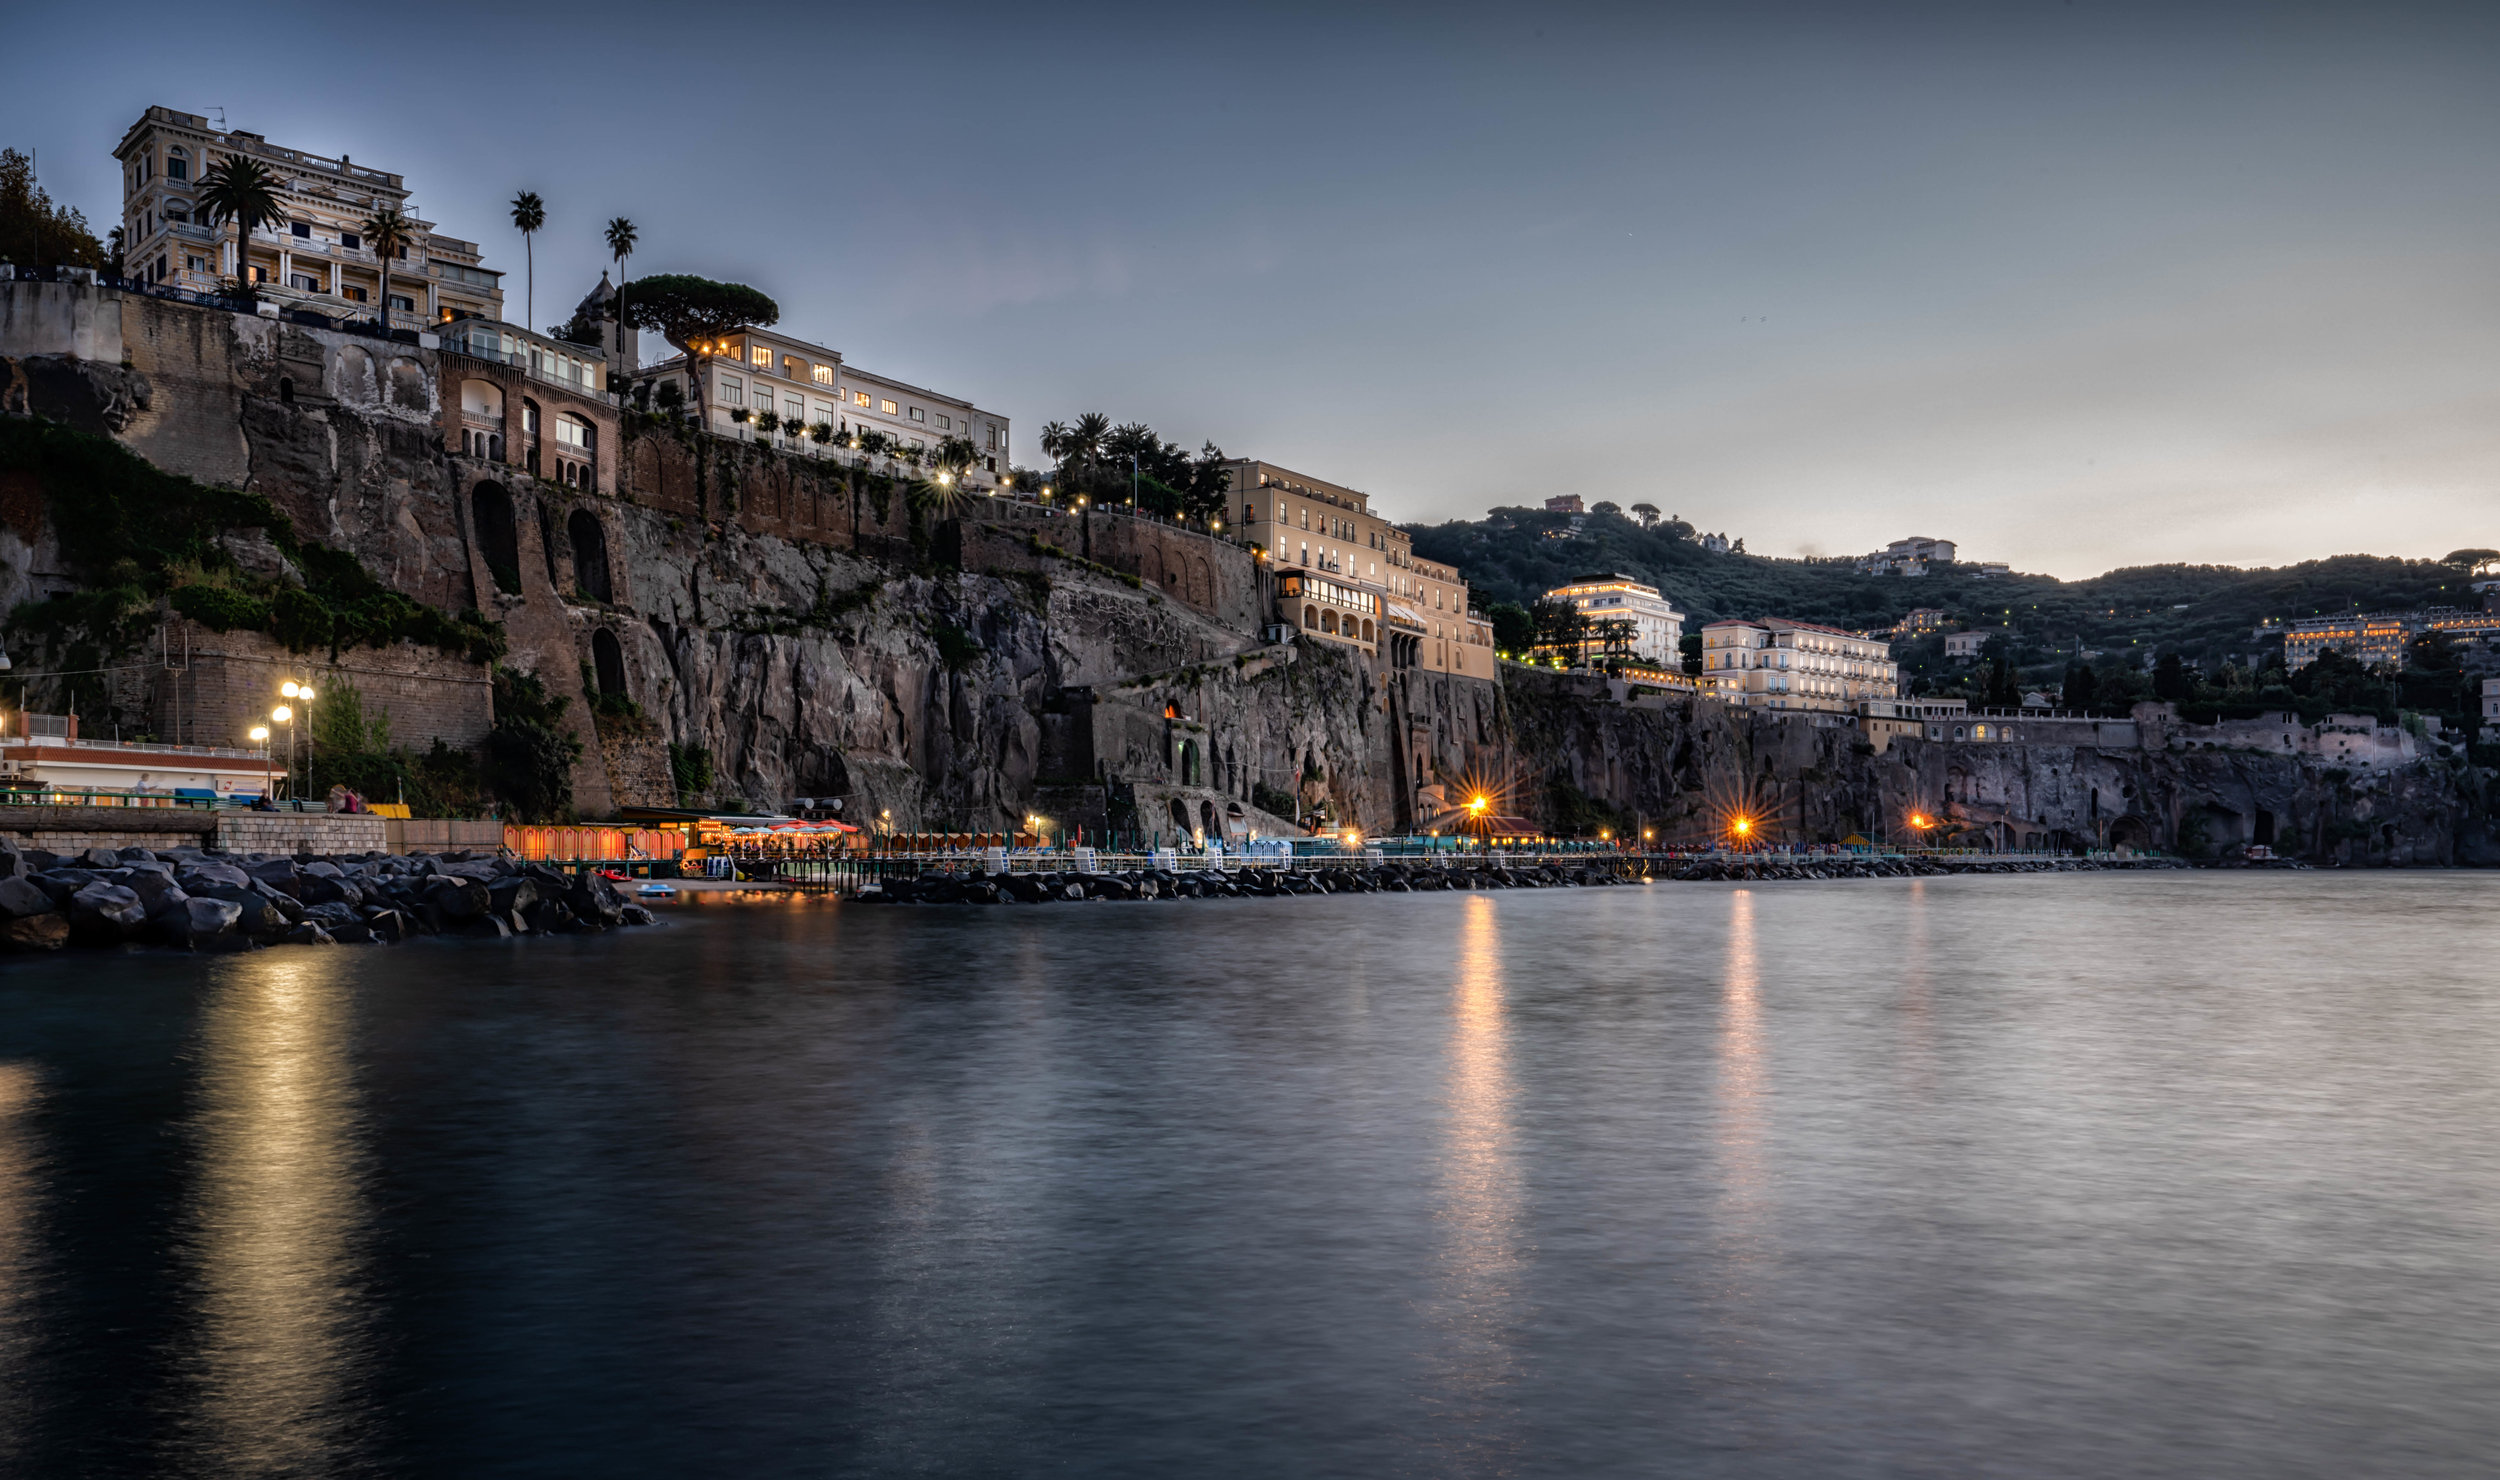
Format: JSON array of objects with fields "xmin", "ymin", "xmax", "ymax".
[
  {"xmin": 1630, "ymin": 503, "xmax": 1660, "ymax": 528},
  {"xmin": 2439, "ymin": 548, "xmax": 2497, "ymax": 568},
  {"xmin": 1486, "ymin": 602, "xmax": 1534, "ymax": 657},
  {"xmin": 2062, "ymin": 662, "xmax": 2097, "ymax": 711},
  {"xmin": 0, "ymin": 149, "xmax": 105, "ymax": 270},
  {"xmin": 2153, "ymin": 651, "xmax": 2190, "ymax": 703},
  {"xmin": 622, "ymin": 275, "xmax": 779, "ymax": 435},
  {"xmin": 196, "ymin": 155, "xmax": 284, "ymax": 297}
]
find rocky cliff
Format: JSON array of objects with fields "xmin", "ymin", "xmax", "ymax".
[{"xmin": 4, "ymin": 281, "xmax": 2489, "ymax": 863}]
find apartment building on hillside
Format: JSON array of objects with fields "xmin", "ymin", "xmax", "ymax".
[
  {"xmin": 1226, "ymin": 458, "xmax": 1492, "ymax": 681},
  {"xmin": 641, "ymin": 324, "xmax": 1009, "ymax": 490},
  {"xmin": 113, "ymin": 107, "xmax": 503, "ymax": 328},
  {"xmin": 1858, "ymin": 535, "xmax": 1957, "ymax": 576},
  {"xmin": 2281, "ymin": 608, "xmax": 2500, "ymax": 670},
  {"xmin": 1703, "ymin": 619, "xmax": 1900, "ymax": 714}
]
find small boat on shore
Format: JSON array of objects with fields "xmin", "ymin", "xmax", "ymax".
[{"xmin": 635, "ymin": 883, "xmax": 679, "ymax": 901}]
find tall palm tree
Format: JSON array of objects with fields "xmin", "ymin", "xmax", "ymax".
[
  {"xmin": 360, "ymin": 206, "xmax": 416, "ymax": 329},
  {"xmin": 1038, "ymin": 420, "xmax": 1073, "ymax": 493},
  {"xmin": 509, "ymin": 190, "xmax": 545, "ymax": 329},
  {"xmin": 197, "ymin": 155, "xmax": 285, "ymax": 298},
  {"xmin": 603, "ymin": 216, "xmax": 637, "ymax": 360}
]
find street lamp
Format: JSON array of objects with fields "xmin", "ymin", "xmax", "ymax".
[{"xmin": 249, "ymin": 725, "xmax": 270, "ymax": 801}]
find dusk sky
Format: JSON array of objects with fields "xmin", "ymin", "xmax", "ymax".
[{"xmin": 9, "ymin": 1, "xmax": 2497, "ymax": 578}]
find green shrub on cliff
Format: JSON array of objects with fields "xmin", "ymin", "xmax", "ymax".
[
  {"xmin": 0, "ymin": 415, "xmax": 506, "ymax": 667},
  {"xmin": 482, "ymin": 667, "xmax": 581, "ymax": 822}
]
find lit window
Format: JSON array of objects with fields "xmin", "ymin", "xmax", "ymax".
[
  {"xmin": 751, "ymin": 345, "xmax": 771, "ymax": 367},
  {"xmin": 853, "ymin": 391, "xmax": 870, "ymax": 406},
  {"xmin": 812, "ymin": 364, "xmax": 834, "ymax": 385},
  {"xmin": 881, "ymin": 399, "xmax": 897, "ymax": 415}
]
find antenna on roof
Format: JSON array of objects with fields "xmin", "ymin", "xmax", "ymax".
[{"xmin": 207, "ymin": 107, "xmax": 227, "ymax": 130}]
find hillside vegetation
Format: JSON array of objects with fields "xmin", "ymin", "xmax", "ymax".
[{"xmin": 1408, "ymin": 504, "xmax": 2476, "ymax": 667}]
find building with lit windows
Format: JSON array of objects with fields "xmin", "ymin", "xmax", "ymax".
[
  {"xmin": 1542, "ymin": 574, "xmax": 1684, "ymax": 666},
  {"xmin": 113, "ymin": 107, "xmax": 503, "ymax": 328},
  {"xmin": 1702, "ymin": 619, "xmax": 1900, "ymax": 713},
  {"xmin": 2281, "ymin": 608, "xmax": 2500, "ymax": 670},
  {"xmin": 641, "ymin": 324, "xmax": 1009, "ymax": 490},
  {"xmin": 1224, "ymin": 458, "xmax": 1489, "ymax": 678},
  {"xmin": 1857, "ymin": 535, "xmax": 1957, "ymax": 576}
]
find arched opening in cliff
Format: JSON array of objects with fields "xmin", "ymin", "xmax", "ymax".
[
  {"xmin": 470, "ymin": 482, "xmax": 523, "ymax": 596},
  {"xmin": 2253, "ymin": 809, "xmax": 2276, "ymax": 847},
  {"xmin": 1180, "ymin": 739, "xmax": 1200, "ymax": 787},
  {"xmin": 592, "ymin": 628, "xmax": 627, "ymax": 697},
  {"xmin": 2107, "ymin": 816, "xmax": 2153, "ymax": 853},
  {"xmin": 1199, "ymin": 799, "xmax": 1216, "ymax": 837},
  {"xmin": 1168, "ymin": 798, "xmax": 1191, "ymax": 837},
  {"xmin": 569, "ymin": 510, "xmax": 612, "ymax": 603}
]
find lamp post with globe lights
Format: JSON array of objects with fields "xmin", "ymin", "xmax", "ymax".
[{"xmin": 249, "ymin": 725, "xmax": 271, "ymax": 802}]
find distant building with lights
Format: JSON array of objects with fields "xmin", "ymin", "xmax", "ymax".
[
  {"xmin": 1703, "ymin": 619, "xmax": 1899, "ymax": 713},
  {"xmin": 1541, "ymin": 574, "xmax": 1685, "ymax": 666},
  {"xmin": 2281, "ymin": 608, "xmax": 2500, "ymax": 669}
]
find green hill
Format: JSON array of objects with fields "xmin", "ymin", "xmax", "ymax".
[{"xmin": 1406, "ymin": 505, "xmax": 2477, "ymax": 679}]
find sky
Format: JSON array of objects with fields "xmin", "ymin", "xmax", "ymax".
[{"xmin": 7, "ymin": 1, "xmax": 2497, "ymax": 578}]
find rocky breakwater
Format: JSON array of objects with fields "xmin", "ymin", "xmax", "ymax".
[
  {"xmin": 0, "ymin": 837, "xmax": 654, "ymax": 953},
  {"xmin": 858, "ymin": 861, "xmax": 1644, "ymax": 904},
  {"xmin": 1662, "ymin": 854, "xmax": 2196, "ymax": 881}
]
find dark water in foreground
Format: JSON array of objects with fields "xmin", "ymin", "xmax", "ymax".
[{"xmin": 1, "ymin": 874, "xmax": 2496, "ymax": 1477}]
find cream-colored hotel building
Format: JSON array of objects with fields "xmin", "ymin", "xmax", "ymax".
[
  {"xmin": 1702, "ymin": 618, "xmax": 1899, "ymax": 713},
  {"xmin": 1224, "ymin": 459, "xmax": 1494, "ymax": 681}
]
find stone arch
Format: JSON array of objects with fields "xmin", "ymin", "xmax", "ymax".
[
  {"xmin": 1168, "ymin": 798, "xmax": 1191, "ymax": 836},
  {"xmin": 1199, "ymin": 799, "xmax": 1216, "ymax": 837},
  {"xmin": 2107, "ymin": 816, "xmax": 2153, "ymax": 852},
  {"xmin": 1361, "ymin": 618, "xmax": 1375, "ymax": 644},
  {"xmin": 1304, "ymin": 603, "xmax": 1319, "ymax": 630},
  {"xmin": 470, "ymin": 482, "xmax": 522, "ymax": 596},
  {"xmin": 1321, "ymin": 610, "xmax": 1338, "ymax": 635},
  {"xmin": 569, "ymin": 509, "xmax": 612, "ymax": 602},
  {"xmin": 1181, "ymin": 738, "xmax": 1200, "ymax": 787},
  {"xmin": 335, "ymin": 344, "xmax": 375, "ymax": 403},
  {"xmin": 1193, "ymin": 556, "xmax": 1212, "ymax": 607},
  {"xmin": 591, "ymin": 628, "xmax": 627, "ymax": 697},
  {"xmin": 388, "ymin": 357, "xmax": 427, "ymax": 411}
]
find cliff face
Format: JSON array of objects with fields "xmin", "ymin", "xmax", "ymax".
[
  {"xmin": 1500, "ymin": 670, "xmax": 2493, "ymax": 865},
  {"xmin": 3, "ymin": 282, "xmax": 2489, "ymax": 861}
]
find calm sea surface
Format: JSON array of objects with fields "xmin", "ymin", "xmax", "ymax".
[{"xmin": 0, "ymin": 873, "xmax": 2495, "ymax": 1477}]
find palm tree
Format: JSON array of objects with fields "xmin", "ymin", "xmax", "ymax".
[
  {"xmin": 603, "ymin": 216, "xmax": 636, "ymax": 360},
  {"xmin": 1038, "ymin": 420, "xmax": 1073, "ymax": 492},
  {"xmin": 509, "ymin": 191, "xmax": 545, "ymax": 329},
  {"xmin": 197, "ymin": 155, "xmax": 285, "ymax": 300},
  {"xmin": 360, "ymin": 206, "xmax": 416, "ymax": 330}
]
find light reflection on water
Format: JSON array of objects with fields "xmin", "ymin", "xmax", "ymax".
[
  {"xmin": 1429, "ymin": 894, "xmax": 1524, "ymax": 1454},
  {"xmin": 181, "ymin": 953, "xmax": 372, "ymax": 1473},
  {"xmin": 0, "ymin": 872, "xmax": 2494, "ymax": 1477}
]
